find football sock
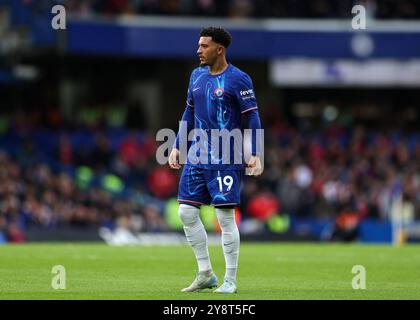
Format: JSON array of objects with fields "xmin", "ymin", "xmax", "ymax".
[
  {"xmin": 216, "ymin": 207, "xmax": 240, "ymax": 282},
  {"xmin": 179, "ymin": 204, "xmax": 213, "ymax": 273}
]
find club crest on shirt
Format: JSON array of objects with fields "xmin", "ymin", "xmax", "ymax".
[{"xmin": 214, "ymin": 87, "xmax": 224, "ymax": 98}]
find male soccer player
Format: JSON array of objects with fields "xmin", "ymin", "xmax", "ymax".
[{"xmin": 168, "ymin": 27, "xmax": 263, "ymax": 294}]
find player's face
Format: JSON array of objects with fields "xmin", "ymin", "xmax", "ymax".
[{"xmin": 197, "ymin": 36, "xmax": 222, "ymax": 67}]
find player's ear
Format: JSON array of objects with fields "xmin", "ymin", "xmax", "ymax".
[{"xmin": 217, "ymin": 45, "xmax": 224, "ymax": 55}]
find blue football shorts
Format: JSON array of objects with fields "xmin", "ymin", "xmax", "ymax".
[{"xmin": 178, "ymin": 165, "xmax": 242, "ymax": 207}]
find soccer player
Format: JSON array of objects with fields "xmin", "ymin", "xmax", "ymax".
[{"xmin": 168, "ymin": 27, "xmax": 263, "ymax": 294}]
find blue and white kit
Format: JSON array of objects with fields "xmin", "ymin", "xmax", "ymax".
[{"xmin": 175, "ymin": 63, "xmax": 262, "ymax": 207}]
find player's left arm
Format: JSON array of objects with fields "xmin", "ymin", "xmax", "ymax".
[
  {"xmin": 236, "ymin": 72, "xmax": 263, "ymax": 176},
  {"xmin": 243, "ymin": 108, "xmax": 263, "ymax": 176}
]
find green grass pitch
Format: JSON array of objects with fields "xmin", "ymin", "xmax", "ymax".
[{"xmin": 0, "ymin": 242, "xmax": 419, "ymax": 300}]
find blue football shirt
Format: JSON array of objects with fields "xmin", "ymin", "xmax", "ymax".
[{"xmin": 183, "ymin": 63, "xmax": 258, "ymax": 170}]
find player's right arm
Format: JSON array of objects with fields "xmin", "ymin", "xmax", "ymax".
[
  {"xmin": 168, "ymin": 148, "xmax": 181, "ymax": 169},
  {"xmin": 169, "ymin": 73, "xmax": 195, "ymax": 170}
]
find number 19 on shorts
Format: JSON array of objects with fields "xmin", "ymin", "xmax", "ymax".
[{"xmin": 217, "ymin": 175, "xmax": 233, "ymax": 192}]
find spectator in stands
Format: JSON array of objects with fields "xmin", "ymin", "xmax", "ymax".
[
  {"xmin": 57, "ymin": 134, "xmax": 73, "ymax": 166},
  {"xmin": 330, "ymin": 202, "xmax": 360, "ymax": 242},
  {"xmin": 228, "ymin": 0, "xmax": 254, "ymax": 19},
  {"xmin": 91, "ymin": 134, "xmax": 113, "ymax": 172}
]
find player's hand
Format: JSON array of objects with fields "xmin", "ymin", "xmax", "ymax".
[
  {"xmin": 168, "ymin": 148, "xmax": 182, "ymax": 169},
  {"xmin": 246, "ymin": 155, "xmax": 263, "ymax": 176}
]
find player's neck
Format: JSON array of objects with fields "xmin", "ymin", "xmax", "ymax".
[{"xmin": 209, "ymin": 58, "xmax": 228, "ymax": 75}]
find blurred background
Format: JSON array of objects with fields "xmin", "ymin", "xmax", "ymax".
[{"xmin": 0, "ymin": 0, "xmax": 419, "ymax": 245}]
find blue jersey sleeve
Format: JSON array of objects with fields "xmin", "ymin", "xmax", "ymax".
[
  {"xmin": 243, "ymin": 109, "xmax": 262, "ymax": 156},
  {"xmin": 174, "ymin": 73, "xmax": 195, "ymax": 150},
  {"xmin": 186, "ymin": 73, "xmax": 194, "ymax": 108},
  {"xmin": 235, "ymin": 73, "xmax": 258, "ymax": 114}
]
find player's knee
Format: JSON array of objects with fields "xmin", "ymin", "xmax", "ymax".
[
  {"xmin": 216, "ymin": 208, "xmax": 236, "ymax": 230},
  {"xmin": 179, "ymin": 204, "xmax": 200, "ymax": 226},
  {"xmin": 219, "ymin": 217, "xmax": 235, "ymax": 230}
]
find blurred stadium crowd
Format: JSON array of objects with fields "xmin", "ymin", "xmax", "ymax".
[
  {"xmin": 0, "ymin": 0, "xmax": 419, "ymax": 243},
  {"xmin": 23, "ymin": 0, "xmax": 420, "ymax": 19},
  {"xmin": 0, "ymin": 103, "xmax": 419, "ymax": 242}
]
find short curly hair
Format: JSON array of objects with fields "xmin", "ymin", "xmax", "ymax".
[{"xmin": 200, "ymin": 27, "xmax": 232, "ymax": 48}]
